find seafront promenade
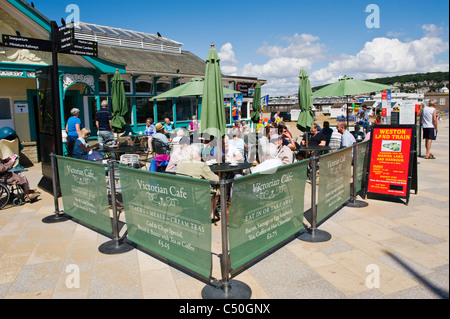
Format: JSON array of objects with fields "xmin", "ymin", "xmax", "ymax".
[{"xmin": 0, "ymin": 119, "xmax": 448, "ymax": 300}]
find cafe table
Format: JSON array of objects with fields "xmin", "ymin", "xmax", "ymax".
[
  {"xmin": 209, "ymin": 162, "xmax": 253, "ymax": 179},
  {"xmin": 99, "ymin": 145, "xmax": 144, "ymax": 160}
]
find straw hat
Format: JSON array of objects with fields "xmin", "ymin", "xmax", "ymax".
[{"xmin": 155, "ymin": 123, "xmax": 164, "ymax": 131}]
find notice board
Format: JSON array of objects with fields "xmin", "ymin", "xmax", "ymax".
[{"xmin": 366, "ymin": 125, "xmax": 415, "ymax": 204}]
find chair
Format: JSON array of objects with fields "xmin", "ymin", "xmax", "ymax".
[
  {"xmin": 329, "ymin": 132, "xmax": 342, "ymax": 150},
  {"xmin": 119, "ymin": 154, "xmax": 140, "ymax": 168},
  {"xmin": 0, "ymin": 167, "xmax": 29, "ymax": 208},
  {"xmin": 149, "ymin": 154, "xmax": 170, "ymax": 172}
]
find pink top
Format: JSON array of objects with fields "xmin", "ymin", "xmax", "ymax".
[{"xmin": 189, "ymin": 121, "xmax": 198, "ymax": 131}]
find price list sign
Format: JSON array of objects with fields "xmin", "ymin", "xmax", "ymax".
[
  {"xmin": 367, "ymin": 126, "xmax": 415, "ymax": 199},
  {"xmin": 228, "ymin": 161, "xmax": 307, "ymax": 270},
  {"xmin": 119, "ymin": 167, "xmax": 212, "ymax": 278}
]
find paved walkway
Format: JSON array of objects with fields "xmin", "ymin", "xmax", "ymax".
[{"xmin": 0, "ymin": 119, "xmax": 448, "ymax": 299}]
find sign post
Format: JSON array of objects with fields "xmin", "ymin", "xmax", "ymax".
[{"xmin": 2, "ymin": 21, "xmax": 98, "ymax": 194}]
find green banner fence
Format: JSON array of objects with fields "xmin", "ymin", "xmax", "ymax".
[
  {"xmin": 228, "ymin": 160, "xmax": 308, "ymax": 270},
  {"xmin": 118, "ymin": 166, "xmax": 213, "ymax": 279},
  {"xmin": 317, "ymin": 147, "xmax": 353, "ymax": 224},
  {"xmin": 50, "ymin": 141, "xmax": 371, "ymax": 298},
  {"xmin": 56, "ymin": 156, "xmax": 112, "ymax": 234},
  {"xmin": 356, "ymin": 141, "xmax": 369, "ymax": 194}
]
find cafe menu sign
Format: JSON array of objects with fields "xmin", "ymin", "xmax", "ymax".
[
  {"xmin": 119, "ymin": 167, "xmax": 212, "ymax": 278},
  {"xmin": 367, "ymin": 125, "xmax": 414, "ymax": 199},
  {"xmin": 228, "ymin": 161, "xmax": 307, "ymax": 270},
  {"xmin": 56, "ymin": 156, "xmax": 112, "ymax": 233}
]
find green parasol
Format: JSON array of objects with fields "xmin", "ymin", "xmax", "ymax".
[
  {"xmin": 250, "ymin": 82, "xmax": 261, "ymax": 123},
  {"xmin": 200, "ymin": 43, "xmax": 226, "ymax": 137},
  {"xmin": 296, "ymin": 68, "xmax": 315, "ymax": 132},
  {"xmin": 110, "ymin": 69, "xmax": 128, "ymax": 135},
  {"xmin": 312, "ymin": 76, "xmax": 396, "ymax": 126}
]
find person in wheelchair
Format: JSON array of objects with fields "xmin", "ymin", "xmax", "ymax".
[{"xmin": 0, "ymin": 156, "xmax": 39, "ymax": 202}]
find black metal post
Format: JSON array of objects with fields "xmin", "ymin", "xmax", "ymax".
[
  {"xmin": 298, "ymin": 154, "xmax": 331, "ymax": 242},
  {"xmin": 98, "ymin": 161, "xmax": 134, "ymax": 254},
  {"xmin": 202, "ymin": 179, "xmax": 251, "ymax": 299},
  {"xmin": 42, "ymin": 153, "xmax": 68, "ymax": 223}
]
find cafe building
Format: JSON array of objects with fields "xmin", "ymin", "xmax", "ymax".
[{"xmin": 0, "ymin": 0, "xmax": 265, "ymax": 163}]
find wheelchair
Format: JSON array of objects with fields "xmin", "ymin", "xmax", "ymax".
[{"xmin": 0, "ymin": 177, "xmax": 27, "ymax": 209}]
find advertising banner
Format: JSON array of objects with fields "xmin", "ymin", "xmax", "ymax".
[
  {"xmin": 356, "ymin": 141, "xmax": 370, "ymax": 193},
  {"xmin": 56, "ymin": 156, "xmax": 112, "ymax": 233},
  {"xmin": 317, "ymin": 147, "xmax": 353, "ymax": 223},
  {"xmin": 367, "ymin": 126, "xmax": 414, "ymax": 199},
  {"xmin": 119, "ymin": 167, "xmax": 212, "ymax": 278},
  {"xmin": 228, "ymin": 161, "xmax": 307, "ymax": 270}
]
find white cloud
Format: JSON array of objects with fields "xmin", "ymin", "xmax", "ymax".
[
  {"xmin": 310, "ymin": 24, "xmax": 449, "ymax": 85},
  {"xmin": 219, "ymin": 25, "xmax": 449, "ymax": 96},
  {"xmin": 422, "ymin": 24, "xmax": 444, "ymax": 37},
  {"xmin": 218, "ymin": 43, "xmax": 239, "ymax": 75},
  {"xmin": 257, "ymin": 33, "xmax": 324, "ymax": 61}
]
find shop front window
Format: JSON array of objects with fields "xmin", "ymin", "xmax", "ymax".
[
  {"xmin": 123, "ymin": 80, "xmax": 131, "ymax": 93},
  {"xmin": 98, "ymin": 79, "xmax": 107, "ymax": 93},
  {"xmin": 136, "ymin": 97, "xmax": 154, "ymax": 123},
  {"xmin": 156, "ymin": 100, "xmax": 173, "ymax": 123},
  {"xmin": 157, "ymin": 82, "xmax": 172, "ymax": 94},
  {"xmin": 136, "ymin": 81, "xmax": 153, "ymax": 94},
  {"xmin": 175, "ymin": 97, "xmax": 196, "ymax": 121}
]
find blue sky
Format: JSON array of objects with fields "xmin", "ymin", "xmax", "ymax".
[{"xmin": 31, "ymin": 0, "xmax": 449, "ymax": 96}]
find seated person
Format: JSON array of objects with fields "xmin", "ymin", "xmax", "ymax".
[
  {"xmin": 240, "ymin": 120, "xmax": 250, "ymax": 134},
  {"xmin": 171, "ymin": 128, "xmax": 187, "ymax": 153},
  {"xmin": 228, "ymin": 134, "xmax": 246, "ymax": 160},
  {"xmin": 1, "ymin": 156, "xmax": 39, "ymax": 201},
  {"xmin": 211, "ymin": 136, "xmax": 243, "ymax": 163},
  {"xmin": 374, "ymin": 114, "xmax": 381, "ymax": 125},
  {"xmin": 166, "ymin": 136, "xmax": 190, "ymax": 173},
  {"xmin": 297, "ymin": 123, "xmax": 326, "ymax": 160},
  {"xmin": 271, "ymin": 134, "xmax": 294, "ymax": 165},
  {"xmin": 322, "ymin": 121, "xmax": 334, "ymax": 146},
  {"xmin": 250, "ymin": 143, "xmax": 283, "ymax": 174},
  {"xmin": 277, "ymin": 123, "xmax": 296, "ymax": 151},
  {"xmin": 357, "ymin": 105, "xmax": 370, "ymax": 132},
  {"xmin": 163, "ymin": 117, "xmax": 174, "ymax": 138},
  {"xmin": 176, "ymin": 145, "xmax": 220, "ymax": 222},
  {"xmin": 350, "ymin": 124, "xmax": 366, "ymax": 141},
  {"xmin": 337, "ymin": 122, "xmax": 356, "ymax": 148},
  {"xmin": 72, "ymin": 128, "xmax": 103, "ymax": 161},
  {"xmin": 230, "ymin": 120, "xmax": 241, "ymax": 137},
  {"xmin": 152, "ymin": 123, "xmax": 171, "ymax": 155}
]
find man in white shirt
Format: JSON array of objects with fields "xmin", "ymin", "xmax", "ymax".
[
  {"xmin": 250, "ymin": 143, "xmax": 282, "ymax": 175},
  {"xmin": 337, "ymin": 122, "xmax": 356, "ymax": 148},
  {"xmin": 212, "ymin": 136, "xmax": 243, "ymax": 162}
]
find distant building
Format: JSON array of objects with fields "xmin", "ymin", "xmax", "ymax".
[{"xmin": 424, "ymin": 92, "xmax": 449, "ymax": 112}]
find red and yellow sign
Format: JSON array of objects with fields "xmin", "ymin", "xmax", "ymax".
[{"xmin": 367, "ymin": 126, "xmax": 414, "ymax": 198}]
